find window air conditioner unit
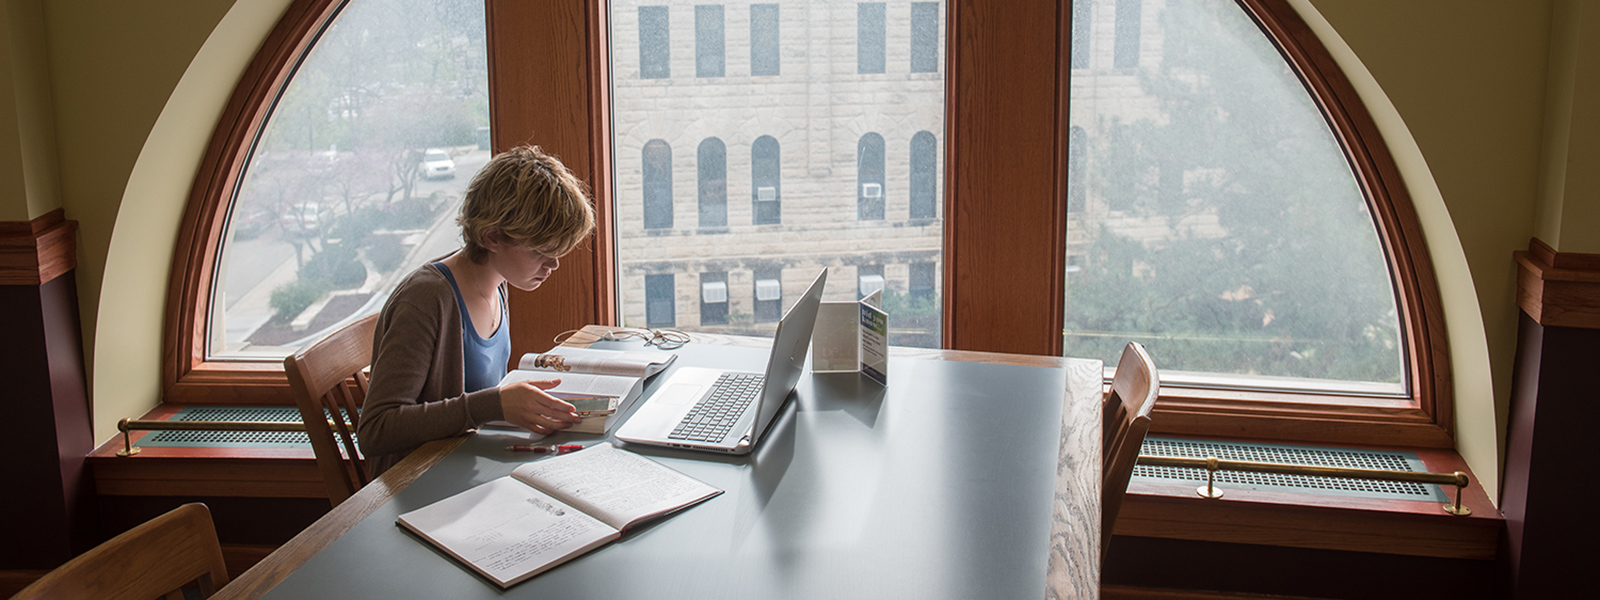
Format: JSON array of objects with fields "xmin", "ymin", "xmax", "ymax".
[
  {"xmin": 861, "ymin": 183, "xmax": 882, "ymax": 199},
  {"xmin": 701, "ymin": 280, "xmax": 728, "ymax": 304},
  {"xmin": 756, "ymin": 186, "xmax": 777, "ymax": 202},
  {"xmin": 756, "ymin": 278, "xmax": 782, "ymax": 302},
  {"xmin": 859, "ymin": 274, "xmax": 885, "ymax": 297}
]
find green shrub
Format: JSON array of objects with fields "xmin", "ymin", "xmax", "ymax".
[
  {"xmin": 270, "ymin": 278, "xmax": 330, "ymax": 319},
  {"xmin": 366, "ymin": 234, "xmax": 407, "ymax": 273},
  {"xmin": 302, "ymin": 245, "xmax": 367, "ymax": 289}
]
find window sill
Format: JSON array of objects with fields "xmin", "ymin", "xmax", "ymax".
[{"xmin": 1115, "ymin": 444, "xmax": 1500, "ymax": 560}]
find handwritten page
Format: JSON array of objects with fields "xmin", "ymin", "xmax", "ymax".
[
  {"xmin": 396, "ymin": 477, "xmax": 616, "ymax": 588},
  {"xmin": 511, "ymin": 443, "xmax": 722, "ymax": 530}
]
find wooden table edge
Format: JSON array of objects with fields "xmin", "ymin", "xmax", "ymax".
[
  {"xmin": 212, "ymin": 435, "xmax": 468, "ymax": 600},
  {"xmin": 215, "ymin": 328, "xmax": 1105, "ymax": 599}
]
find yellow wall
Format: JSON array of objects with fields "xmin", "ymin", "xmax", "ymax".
[
  {"xmin": 1537, "ymin": 0, "xmax": 1600, "ymax": 253},
  {"xmin": 1, "ymin": 0, "xmax": 58, "ymax": 221},
  {"xmin": 10, "ymin": 0, "xmax": 1588, "ymax": 502},
  {"xmin": 37, "ymin": 0, "xmax": 288, "ymax": 441}
]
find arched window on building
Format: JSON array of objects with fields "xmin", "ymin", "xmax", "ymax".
[
  {"xmin": 909, "ymin": 131, "xmax": 937, "ymax": 220},
  {"xmin": 698, "ymin": 138, "xmax": 727, "ymax": 228},
  {"xmin": 752, "ymin": 136, "xmax": 781, "ymax": 225},
  {"xmin": 857, "ymin": 133, "xmax": 885, "ymax": 220},
  {"xmin": 643, "ymin": 139, "xmax": 673, "ymax": 230}
]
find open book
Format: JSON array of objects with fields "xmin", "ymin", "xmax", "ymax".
[
  {"xmin": 517, "ymin": 346, "xmax": 678, "ymax": 378},
  {"xmin": 487, "ymin": 347, "xmax": 676, "ymax": 434},
  {"xmin": 397, "ymin": 443, "xmax": 722, "ymax": 588}
]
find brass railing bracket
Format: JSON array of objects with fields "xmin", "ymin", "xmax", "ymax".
[
  {"xmin": 1138, "ymin": 454, "xmax": 1475, "ymax": 517},
  {"xmin": 113, "ymin": 418, "xmax": 350, "ymax": 457}
]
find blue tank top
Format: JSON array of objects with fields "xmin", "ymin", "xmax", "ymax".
[{"xmin": 433, "ymin": 262, "xmax": 510, "ymax": 393}]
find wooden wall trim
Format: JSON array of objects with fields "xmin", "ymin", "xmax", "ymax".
[
  {"xmin": 1515, "ymin": 237, "xmax": 1600, "ymax": 329},
  {"xmin": 0, "ymin": 209, "xmax": 77, "ymax": 285},
  {"xmin": 487, "ymin": 0, "xmax": 613, "ymax": 361},
  {"xmin": 163, "ymin": 0, "xmax": 344, "ymax": 402},
  {"xmin": 945, "ymin": 0, "xmax": 1069, "ymax": 355}
]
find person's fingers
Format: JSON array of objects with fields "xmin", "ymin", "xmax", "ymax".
[{"xmin": 530, "ymin": 379, "xmax": 561, "ymax": 390}]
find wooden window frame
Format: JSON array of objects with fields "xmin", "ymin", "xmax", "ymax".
[{"xmin": 163, "ymin": 0, "xmax": 1453, "ymax": 448}]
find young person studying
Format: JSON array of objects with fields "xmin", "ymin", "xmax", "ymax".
[{"xmin": 357, "ymin": 145, "xmax": 598, "ymax": 477}]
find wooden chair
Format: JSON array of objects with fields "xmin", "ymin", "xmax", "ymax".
[
  {"xmin": 284, "ymin": 313, "xmax": 378, "ymax": 507},
  {"xmin": 1101, "ymin": 341, "xmax": 1159, "ymax": 554},
  {"xmin": 14, "ymin": 503, "xmax": 229, "ymax": 599}
]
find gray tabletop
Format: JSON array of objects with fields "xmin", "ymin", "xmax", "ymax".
[{"xmin": 263, "ymin": 342, "xmax": 1098, "ymax": 599}]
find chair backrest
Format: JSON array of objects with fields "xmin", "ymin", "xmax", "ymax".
[
  {"xmin": 284, "ymin": 313, "xmax": 378, "ymax": 507},
  {"xmin": 14, "ymin": 503, "xmax": 229, "ymax": 600},
  {"xmin": 1102, "ymin": 341, "xmax": 1158, "ymax": 554}
]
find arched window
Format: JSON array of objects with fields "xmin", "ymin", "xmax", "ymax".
[
  {"xmin": 909, "ymin": 131, "xmax": 937, "ymax": 219},
  {"xmin": 167, "ymin": 0, "xmax": 1454, "ymax": 449},
  {"xmin": 857, "ymin": 133, "xmax": 885, "ymax": 220},
  {"xmin": 751, "ymin": 135, "xmax": 780, "ymax": 225},
  {"xmin": 202, "ymin": 0, "xmax": 489, "ymax": 360},
  {"xmin": 697, "ymin": 138, "xmax": 727, "ymax": 228},
  {"xmin": 1066, "ymin": 0, "xmax": 1408, "ymax": 399},
  {"xmin": 643, "ymin": 139, "xmax": 673, "ymax": 230}
]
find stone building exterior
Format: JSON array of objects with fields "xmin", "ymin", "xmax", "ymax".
[{"xmin": 610, "ymin": 1, "xmax": 948, "ymax": 344}]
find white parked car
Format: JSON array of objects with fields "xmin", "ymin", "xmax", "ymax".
[{"xmin": 419, "ymin": 148, "xmax": 456, "ymax": 180}]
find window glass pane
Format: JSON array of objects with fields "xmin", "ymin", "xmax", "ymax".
[
  {"xmin": 909, "ymin": 131, "xmax": 936, "ymax": 219},
  {"xmin": 640, "ymin": 6, "xmax": 671, "ymax": 79},
  {"xmin": 750, "ymin": 4, "xmax": 780, "ymax": 76},
  {"xmin": 857, "ymin": 133, "xmax": 886, "ymax": 220},
  {"xmin": 909, "ymin": 2, "xmax": 938, "ymax": 74},
  {"xmin": 698, "ymin": 138, "xmax": 727, "ymax": 227},
  {"xmin": 1065, "ymin": 0, "xmax": 1405, "ymax": 392},
  {"xmin": 644, "ymin": 140, "xmax": 674, "ymax": 229},
  {"xmin": 858, "ymin": 3, "xmax": 886, "ymax": 74},
  {"xmin": 751, "ymin": 135, "xmax": 780, "ymax": 225},
  {"xmin": 700, "ymin": 271, "xmax": 729, "ymax": 325},
  {"xmin": 1113, "ymin": 0, "xmax": 1141, "ymax": 70},
  {"xmin": 696, "ymin": 5, "xmax": 725, "ymax": 78},
  {"xmin": 646, "ymin": 273, "xmax": 677, "ymax": 327},
  {"xmin": 613, "ymin": 1, "xmax": 945, "ymax": 346},
  {"xmin": 1071, "ymin": 0, "xmax": 1091, "ymax": 70},
  {"xmin": 210, "ymin": 0, "xmax": 488, "ymax": 359}
]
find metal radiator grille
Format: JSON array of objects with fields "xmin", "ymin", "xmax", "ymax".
[
  {"xmin": 140, "ymin": 406, "xmax": 350, "ymax": 448},
  {"xmin": 1132, "ymin": 436, "xmax": 1447, "ymax": 502}
]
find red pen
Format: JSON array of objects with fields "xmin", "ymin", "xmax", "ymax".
[{"xmin": 506, "ymin": 444, "xmax": 585, "ymax": 454}]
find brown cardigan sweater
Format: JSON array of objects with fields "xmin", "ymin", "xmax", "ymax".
[{"xmin": 358, "ymin": 263, "xmax": 505, "ymax": 476}]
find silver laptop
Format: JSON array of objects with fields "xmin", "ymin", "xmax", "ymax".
[{"xmin": 616, "ymin": 269, "xmax": 827, "ymax": 455}]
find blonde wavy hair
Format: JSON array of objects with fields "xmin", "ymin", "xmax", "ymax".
[{"xmin": 457, "ymin": 145, "xmax": 596, "ymax": 263}]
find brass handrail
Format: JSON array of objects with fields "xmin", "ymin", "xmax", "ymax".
[
  {"xmin": 114, "ymin": 418, "xmax": 352, "ymax": 457},
  {"xmin": 1137, "ymin": 454, "xmax": 1473, "ymax": 516}
]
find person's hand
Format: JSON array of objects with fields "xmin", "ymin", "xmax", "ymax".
[{"xmin": 499, "ymin": 379, "xmax": 582, "ymax": 435}]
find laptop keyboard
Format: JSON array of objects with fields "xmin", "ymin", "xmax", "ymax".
[{"xmin": 668, "ymin": 372, "xmax": 764, "ymax": 443}]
